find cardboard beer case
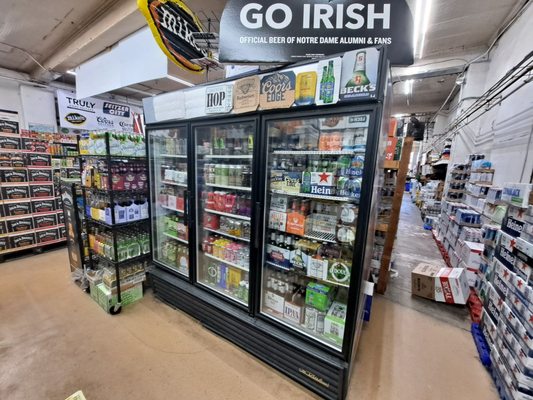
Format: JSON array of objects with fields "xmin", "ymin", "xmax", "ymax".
[
  {"xmin": 411, "ymin": 263, "xmax": 470, "ymax": 305},
  {"xmin": 7, "ymin": 217, "xmax": 34, "ymax": 233},
  {"xmin": 36, "ymin": 228, "xmax": 60, "ymax": 243}
]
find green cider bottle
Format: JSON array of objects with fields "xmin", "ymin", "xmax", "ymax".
[{"xmin": 345, "ymin": 51, "xmax": 370, "ymax": 88}]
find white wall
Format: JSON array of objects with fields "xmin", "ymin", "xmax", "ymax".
[
  {"xmin": 0, "ymin": 77, "xmax": 56, "ymax": 131},
  {"xmin": 433, "ymin": 4, "xmax": 533, "ymax": 186}
]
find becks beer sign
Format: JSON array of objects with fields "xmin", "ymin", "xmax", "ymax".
[
  {"xmin": 138, "ymin": 0, "xmax": 211, "ymax": 73},
  {"xmin": 219, "ymin": 0, "xmax": 414, "ymax": 66}
]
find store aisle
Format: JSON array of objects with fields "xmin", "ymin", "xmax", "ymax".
[
  {"xmin": 0, "ymin": 248, "xmax": 497, "ymax": 400},
  {"xmin": 383, "ymin": 195, "xmax": 471, "ymax": 330}
]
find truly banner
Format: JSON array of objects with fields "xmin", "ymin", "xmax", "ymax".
[{"xmin": 57, "ymin": 90, "xmax": 139, "ymax": 132}]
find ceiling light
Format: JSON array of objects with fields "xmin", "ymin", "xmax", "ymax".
[
  {"xmin": 66, "ymin": 70, "xmax": 77, "ymax": 76},
  {"xmin": 412, "ymin": 0, "xmax": 433, "ymax": 59},
  {"xmin": 393, "ymin": 114, "xmax": 407, "ymax": 119},
  {"xmin": 166, "ymin": 75, "xmax": 195, "ymax": 87}
]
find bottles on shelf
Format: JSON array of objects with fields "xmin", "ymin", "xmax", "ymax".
[
  {"xmin": 203, "ymin": 213, "xmax": 251, "ymax": 241},
  {"xmin": 204, "ymin": 163, "xmax": 252, "ymax": 188},
  {"xmin": 79, "ymin": 131, "xmax": 146, "ymax": 157},
  {"xmin": 88, "ymin": 226, "xmax": 150, "ymax": 263},
  {"xmin": 161, "ymin": 162, "xmax": 187, "ymax": 185},
  {"xmin": 271, "ymin": 154, "xmax": 363, "ymax": 199},
  {"xmin": 85, "ymin": 192, "xmax": 149, "ymax": 225},
  {"xmin": 159, "ymin": 187, "xmax": 186, "ymax": 212},
  {"xmin": 201, "ymin": 126, "xmax": 254, "ymax": 156},
  {"xmin": 82, "ymin": 160, "xmax": 148, "ymax": 191},
  {"xmin": 201, "ymin": 260, "xmax": 249, "ymax": 302},
  {"xmin": 160, "ymin": 240, "xmax": 189, "ymax": 273},
  {"xmin": 162, "ymin": 214, "xmax": 188, "ymax": 241},
  {"xmin": 201, "ymin": 234, "xmax": 250, "ymax": 270},
  {"xmin": 262, "ymin": 269, "xmax": 348, "ymax": 346},
  {"xmin": 202, "ymin": 191, "xmax": 252, "ymax": 219}
]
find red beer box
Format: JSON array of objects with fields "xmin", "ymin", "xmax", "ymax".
[
  {"xmin": 4, "ymin": 200, "xmax": 32, "ymax": 216},
  {"xmin": 30, "ymin": 183, "xmax": 54, "ymax": 198},
  {"xmin": 33, "ymin": 214, "xmax": 57, "ymax": 229},
  {"xmin": 7, "ymin": 216, "xmax": 34, "ymax": 233},
  {"xmin": 28, "ymin": 168, "xmax": 53, "ymax": 182},
  {"xmin": 26, "ymin": 153, "xmax": 51, "ymax": 166},
  {"xmin": 1, "ymin": 184, "xmax": 30, "ymax": 200},
  {"xmin": 31, "ymin": 199, "xmax": 56, "ymax": 214},
  {"xmin": 10, "ymin": 232, "xmax": 36, "ymax": 248},
  {"xmin": 0, "ymin": 135, "xmax": 21, "ymax": 149},
  {"xmin": 36, "ymin": 228, "xmax": 60, "ymax": 243},
  {"xmin": 2, "ymin": 169, "xmax": 28, "ymax": 183}
]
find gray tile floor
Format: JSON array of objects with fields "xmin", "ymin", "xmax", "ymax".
[{"xmin": 381, "ymin": 195, "xmax": 471, "ymax": 331}]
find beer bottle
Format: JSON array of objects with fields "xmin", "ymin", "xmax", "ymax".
[
  {"xmin": 319, "ymin": 66, "xmax": 327, "ymax": 101},
  {"xmin": 345, "ymin": 51, "xmax": 370, "ymax": 88},
  {"xmin": 324, "ymin": 60, "xmax": 335, "ymax": 104}
]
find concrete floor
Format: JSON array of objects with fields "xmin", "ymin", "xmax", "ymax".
[{"xmin": 0, "ymin": 199, "xmax": 498, "ymax": 400}]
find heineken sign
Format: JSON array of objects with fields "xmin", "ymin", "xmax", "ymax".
[
  {"xmin": 138, "ymin": 0, "xmax": 210, "ymax": 73},
  {"xmin": 219, "ymin": 0, "xmax": 414, "ymax": 66}
]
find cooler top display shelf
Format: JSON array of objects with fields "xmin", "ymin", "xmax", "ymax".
[
  {"xmin": 86, "ymin": 216, "xmax": 150, "ymax": 230},
  {"xmin": 205, "ymin": 183, "xmax": 252, "ymax": 192},
  {"xmin": 204, "ymin": 154, "xmax": 253, "ymax": 159},
  {"xmin": 51, "ymin": 154, "xmax": 79, "ymax": 158},
  {"xmin": 159, "ymin": 154, "xmax": 187, "ymax": 159},
  {"xmin": 270, "ymin": 189, "xmax": 354, "ymax": 203},
  {"xmin": 205, "ymin": 209, "xmax": 251, "ymax": 221},
  {"xmin": 162, "ymin": 231, "xmax": 189, "ymax": 245},
  {"xmin": 204, "ymin": 252, "xmax": 249, "ymax": 272},
  {"xmin": 203, "ymin": 227, "xmax": 250, "ymax": 243},
  {"xmin": 272, "ymin": 150, "xmax": 364, "ymax": 156}
]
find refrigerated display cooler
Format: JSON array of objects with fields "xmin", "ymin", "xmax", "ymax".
[{"xmin": 144, "ymin": 47, "xmax": 390, "ymax": 400}]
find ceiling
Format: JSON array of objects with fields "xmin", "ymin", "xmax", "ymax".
[{"xmin": 0, "ymin": 0, "xmax": 528, "ymax": 109}]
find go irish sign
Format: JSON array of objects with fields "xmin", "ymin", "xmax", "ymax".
[{"xmin": 219, "ymin": 0, "xmax": 414, "ymax": 66}]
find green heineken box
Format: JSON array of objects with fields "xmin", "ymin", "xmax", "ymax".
[
  {"xmin": 324, "ymin": 302, "xmax": 347, "ymax": 345},
  {"xmin": 305, "ymin": 282, "xmax": 334, "ymax": 312}
]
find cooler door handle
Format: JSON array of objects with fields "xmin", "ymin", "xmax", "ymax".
[
  {"xmin": 254, "ymin": 202, "xmax": 261, "ymax": 250},
  {"xmin": 184, "ymin": 190, "xmax": 189, "ymax": 225}
]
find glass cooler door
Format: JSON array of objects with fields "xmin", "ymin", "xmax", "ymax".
[
  {"xmin": 260, "ymin": 112, "xmax": 370, "ymax": 350},
  {"xmin": 194, "ymin": 120, "xmax": 256, "ymax": 306},
  {"xmin": 149, "ymin": 127, "xmax": 190, "ymax": 277}
]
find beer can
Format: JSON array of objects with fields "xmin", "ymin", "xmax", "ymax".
[{"xmin": 295, "ymin": 72, "xmax": 318, "ymax": 106}]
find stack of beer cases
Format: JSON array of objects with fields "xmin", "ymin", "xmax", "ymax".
[
  {"xmin": 479, "ymin": 183, "xmax": 533, "ymax": 399},
  {"xmin": 0, "ymin": 131, "xmax": 67, "ymax": 254}
]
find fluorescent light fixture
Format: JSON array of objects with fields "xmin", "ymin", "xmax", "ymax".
[
  {"xmin": 66, "ymin": 69, "xmax": 77, "ymax": 76},
  {"xmin": 393, "ymin": 114, "xmax": 407, "ymax": 119},
  {"xmin": 166, "ymin": 75, "xmax": 195, "ymax": 87},
  {"xmin": 412, "ymin": 0, "xmax": 433, "ymax": 59},
  {"xmin": 404, "ymin": 80, "xmax": 414, "ymax": 96}
]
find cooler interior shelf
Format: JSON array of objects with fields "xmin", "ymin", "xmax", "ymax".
[
  {"xmin": 203, "ymin": 252, "xmax": 249, "ymax": 272},
  {"xmin": 203, "ymin": 227, "xmax": 250, "ymax": 243},
  {"xmin": 205, "ymin": 183, "xmax": 252, "ymax": 192},
  {"xmin": 270, "ymin": 190, "xmax": 354, "ymax": 202},
  {"xmin": 205, "ymin": 209, "xmax": 251, "ymax": 221}
]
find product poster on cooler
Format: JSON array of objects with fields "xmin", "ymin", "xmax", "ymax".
[
  {"xmin": 339, "ymin": 48, "xmax": 379, "ymax": 101},
  {"xmin": 315, "ymin": 57, "xmax": 342, "ymax": 106}
]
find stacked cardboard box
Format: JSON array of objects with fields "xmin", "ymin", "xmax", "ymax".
[{"xmin": 477, "ymin": 183, "xmax": 533, "ymax": 398}]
